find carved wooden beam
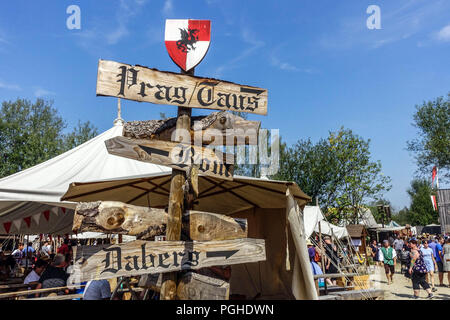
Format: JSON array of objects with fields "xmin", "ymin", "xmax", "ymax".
[
  {"xmin": 122, "ymin": 111, "xmax": 260, "ymax": 145},
  {"xmin": 73, "ymin": 201, "xmax": 248, "ymax": 241}
]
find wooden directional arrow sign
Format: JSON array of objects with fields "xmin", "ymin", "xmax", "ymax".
[
  {"xmin": 67, "ymin": 238, "xmax": 266, "ymax": 284},
  {"xmin": 96, "ymin": 60, "xmax": 268, "ymax": 115},
  {"xmin": 105, "ymin": 136, "xmax": 234, "ymax": 180}
]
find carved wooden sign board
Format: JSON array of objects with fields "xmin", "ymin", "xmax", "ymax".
[
  {"xmin": 96, "ymin": 60, "xmax": 268, "ymax": 115},
  {"xmin": 67, "ymin": 238, "xmax": 266, "ymax": 284},
  {"xmin": 105, "ymin": 136, "xmax": 234, "ymax": 180}
]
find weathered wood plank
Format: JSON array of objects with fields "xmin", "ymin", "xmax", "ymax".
[
  {"xmin": 332, "ymin": 288, "xmax": 384, "ymax": 300},
  {"xmin": 73, "ymin": 201, "xmax": 248, "ymax": 241},
  {"xmin": 0, "ymin": 285, "xmax": 86, "ymax": 299},
  {"xmin": 96, "ymin": 60, "xmax": 268, "ymax": 115},
  {"xmin": 123, "ymin": 111, "xmax": 260, "ymax": 145},
  {"xmin": 313, "ymin": 272, "xmax": 359, "ymax": 280},
  {"xmin": 67, "ymin": 238, "xmax": 266, "ymax": 284},
  {"xmin": 26, "ymin": 293, "xmax": 83, "ymax": 300},
  {"xmin": 177, "ymin": 272, "xmax": 229, "ymax": 300},
  {"xmin": 105, "ymin": 136, "xmax": 234, "ymax": 180}
]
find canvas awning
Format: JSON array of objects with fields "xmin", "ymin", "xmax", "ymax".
[
  {"xmin": 0, "ymin": 121, "xmax": 170, "ymax": 235},
  {"xmin": 61, "ymin": 174, "xmax": 311, "ymax": 215},
  {"xmin": 303, "ymin": 206, "xmax": 349, "ymax": 239}
]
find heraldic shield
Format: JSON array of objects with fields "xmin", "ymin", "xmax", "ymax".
[{"xmin": 165, "ymin": 19, "xmax": 211, "ymax": 72}]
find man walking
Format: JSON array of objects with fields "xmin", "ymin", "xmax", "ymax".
[
  {"xmin": 379, "ymin": 240, "xmax": 397, "ymax": 285},
  {"xmin": 435, "ymin": 237, "xmax": 445, "ymax": 287},
  {"xmin": 393, "ymin": 236, "xmax": 404, "ymax": 271}
]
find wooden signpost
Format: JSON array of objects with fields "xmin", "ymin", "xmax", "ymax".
[
  {"xmin": 85, "ymin": 19, "xmax": 269, "ymax": 300},
  {"xmin": 73, "ymin": 201, "xmax": 248, "ymax": 241},
  {"xmin": 67, "ymin": 238, "xmax": 266, "ymax": 284},
  {"xmin": 105, "ymin": 136, "xmax": 234, "ymax": 180},
  {"xmin": 96, "ymin": 60, "xmax": 268, "ymax": 115}
]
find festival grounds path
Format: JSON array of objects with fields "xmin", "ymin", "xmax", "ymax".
[{"xmin": 368, "ymin": 264, "xmax": 450, "ymax": 300}]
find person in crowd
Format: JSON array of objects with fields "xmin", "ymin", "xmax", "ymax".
[
  {"xmin": 378, "ymin": 240, "xmax": 396, "ymax": 285},
  {"xmin": 369, "ymin": 240, "xmax": 379, "ymax": 266},
  {"xmin": 40, "ymin": 241, "xmax": 51, "ymax": 259},
  {"xmin": 403, "ymin": 239, "xmax": 411, "ymax": 252},
  {"xmin": 11, "ymin": 243, "xmax": 24, "ymax": 266},
  {"xmin": 428, "ymin": 237, "xmax": 437, "ymax": 257},
  {"xmin": 307, "ymin": 239, "xmax": 324, "ymax": 290},
  {"xmin": 83, "ymin": 279, "xmax": 111, "ymax": 300},
  {"xmin": 21, "ymin": 242, "xmax": 35, "ymax": 268},
  {"xmin": 420, "ymin": 240, "xmax": 437, "ymax": 292},
  {"xmin": 35, "ymin": 254, "xmax": 69, "ymax": 296},
  {"xmin": 323, "ymin": 236, "xmax": 339, "ymax": 286},
  {"xmin": 409, "ymin": 240, "xmax": 433, "ymax": 299},
  {"xmin": 388, "ymin": 235, "xmax": 395, "ymax": 246},
  {"xmin": 393, "ymin": 236, "xmax": 404, "ymax": 262},
  {"xmin": 57, "ymin": 239, "xmax": 70, "ymax": 255},
  {"xmin": 24, "ymin": 259, "xmax": 47, "ymax": 288},
  {"xmin": 443, "ymin": 237, "xmax": 450, "ymax": 287},
  {"xmin": 435, "ymin": 237, "xmax": 445, "ymax": 287}
]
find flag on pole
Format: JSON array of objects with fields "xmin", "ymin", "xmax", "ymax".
[
  {"xmin": 430, "ymin": 195, "xmax": 438, "ymax": 211},
  {"xmin": 432, "ymin": 166, "xmax": 439, "ymax": 189}
]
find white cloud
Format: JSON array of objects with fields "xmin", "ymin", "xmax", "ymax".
[
  {"xmin": 270, "ymin": 56, "xmax": 299, "ymax": 72},
  {"xmin": 73, "ymin": 0, "xmax": 147, "ymax": 49},
  {"xmin": 212, "ymin": 27, "xmax": 265, "ymax": 77},
  {"xmin": 318, "ymin": 0, "xmax": 450, "ymax": 50},
  {"xmin": 34, "ymin": 88, "xmax": 55, "ymax": 97},
  {"xmin": 435, "ymin": 24, "xmax": 450, "ymax": 42},
  {"xmin": 162, "ymin": 0, "xmax": 174, "ymax": 16},
  {"xmin": 0, "ymin": 80, "xmax": 21, "ymax": 91}
]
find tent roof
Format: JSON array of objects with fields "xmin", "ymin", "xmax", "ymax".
[
  {"xmin": 358, "ymin": 207, "xmax": 382, "ymax": 229},
  {"xmin": 61, "ymin": 173, "xmax": 311, "ymax": 215},
  {"xmin": 303, "ymin": 206, "xmax": 349, "ymax": 239},
  {"xmin": 0, "ymin": 122, "xmax": 170, "ymax": 235}
]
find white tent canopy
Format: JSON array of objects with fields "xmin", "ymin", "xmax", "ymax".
[
  {"xmin": 303, "ymin": 206, "xmax": 349, "ymax": 239},
  {"xmin": 0, "ymin": 121, "xmax": 170, "ymax": 235}
]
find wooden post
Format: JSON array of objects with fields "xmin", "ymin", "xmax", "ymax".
[
  {"xmin": 160, "ymin": 68, "xmax": 194, "ymax": 300},
  {"xmin": 318, "ymin": 221, "xmax": 327, "ymax": 295}
]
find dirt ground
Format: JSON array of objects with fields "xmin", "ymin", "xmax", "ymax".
[{"xmin": 368, "ymin": 264, "xmax": 450, "ymax": 300}]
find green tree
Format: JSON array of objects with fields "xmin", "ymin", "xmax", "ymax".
[
  {"xmin": 63, "ymin": 120, "xmax": 98, "ymax": 151},
  {"xmin": 407, "ymin": 93, "xmax": 450, "ymax": 180},
  {"xmin": 392, "ymin": 207, "xmax": 411, "ymax": 226},
  {"xmin": 273, "ymin": 127, "xmax": 392, "ymax": 223},
  {"xmin": 0, "ymin": 98, "xmax": 98, "ymax": 178},
  {"xmin": 406, "ymin": 178, "xmax": 438, "ymax": 226}
]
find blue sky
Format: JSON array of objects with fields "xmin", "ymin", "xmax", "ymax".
[{"xmin": 0, "ymin": 0, "xmax": 449, "ymax": 210}]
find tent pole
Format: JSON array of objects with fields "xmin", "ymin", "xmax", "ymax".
[
  {"xmin": 319, "ymin": 221, "xmax": 327, "ymax": 295},
  {"xmin": 25, "ymin": 234, "xmax": 29, "ymax": 270}
]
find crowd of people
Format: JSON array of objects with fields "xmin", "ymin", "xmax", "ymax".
[
  {"xmin": 369, "ymin": 234, "xmax": 450, "ymax": 299},
  {"xmin": 0, "ymin": 238, "xmax": 111, "ymax": 300}
]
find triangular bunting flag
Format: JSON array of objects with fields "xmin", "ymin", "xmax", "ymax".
[
  {"xmin": 32, "ymin": 213, "xmax": 41, "ymax": 225},
  {"xmin": 61, "ymin": 207, "xmax": 66, "ymax": 214},
  {"xmin": 12, "ymin": 219, "xmax": 22, "ymax": 231},
  {"xmin": 51, "ymin": 207, "xmax": 59, "ymax": 216},
  {"xmin": 23, "ymin": 216, "xmax": 31, "ymax": 228},
  {"xmin": 43, "ymin": 210, "xmax": 50, "ymax": 221},
  {"xmin": 3, "ymin": 222, "xmax": 11, "ymax": 234}
]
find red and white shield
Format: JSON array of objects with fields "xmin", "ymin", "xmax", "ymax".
[{"xmin": 165, "ymin": 19, "xmax": 211, "ymax": 72}]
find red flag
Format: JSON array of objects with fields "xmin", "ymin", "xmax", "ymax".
[
  {"xmin": 23, "ymin": 216, "xmax": 31, "ymax": 228},
  {"xmin": 432, "ymin": 166, "xmax": 437, "ymax": 185},
  {"xmin": 61, "ymin": 207, "xmax": 66, "ymax": 214},
  {"xmin": 43, "ymin": 210, "xmax": 50, "ymax": 221},
  {"xmin": 3, "ymin": 222, "xmax": 11, "ymax": 233},
  {"xmin": 430, "ymin": 195, "xmax": 438, "ymax": 211}
]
